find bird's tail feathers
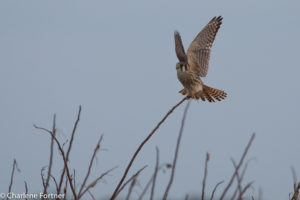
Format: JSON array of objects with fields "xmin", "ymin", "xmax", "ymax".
[{"xmin": 195, "ymin": 85, "xmax": 227, "ymax": 102}]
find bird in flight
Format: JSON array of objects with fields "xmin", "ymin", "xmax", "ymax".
[{"xmin": 174, "ymin": 16, "xmax": 227, "ymax": 102}]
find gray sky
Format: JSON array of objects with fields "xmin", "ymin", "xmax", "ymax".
[{"xmin": 1, "ymin": 0, "xmax": 300, "ymax": 199}]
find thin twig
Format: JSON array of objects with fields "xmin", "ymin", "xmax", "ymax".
[
  {"xmin": 41, "ymin": 167, "xmax": 47, "ymax": 189},
  {"xmin": 73, "ymin": 169, "xmax": 76, "ymax": 193},
  {"xmin": 240, "ymin": 159, "xmax": 253, "ymax": 184},
  {"xmin": 291, "ymin": 166, "xmax": 298, "ymax": 192},
  {"xmin": 87, "ymin": 190, "xmax": 96, "ymax": 200},
  {"xmin": 115, "ymin": 166, "xmax": 147, "ymax": 197},
  {"xmin": 231, "ymin": 158, "xmax": 254, "ymax": 200},
  {"xmin": 34, "ymin": 126, "xmax": 52, "ymax": 134},
  {"xmin": 63, "ymin": 175, "xmax": 68, "ymax": 200},
  {"xmin": 237, "ymin": 181, "xmax": 254, "ymax": 200},
  {"xmin": 210, "ymin": 181, "xmax": 224, "ymax": 200},
  {"xmin": 79, "ymin": 166, "xmax": 118, "ymax": 199},
  {"xmin": 58, "ymin": 173, "xmax": 65, "ymax": 198},
  {"xmin": 219, "ymin": 133, "xmax": 255, "ymax": 200},
  {"xmin": 137, "ymin": 176, "xmax": 153, "ymax": 200},
  {"xmin": 41, "ymin": 167, "xmax": 46, "ymax": 190},
  {"xmin": 137, "ymin": 164, "xmax": 171, "ymax": 200},
  {"xmin": 163, "ymin": 100, "xmax": 191, "ymax": 200},
  {"xmin": 185, "ymin": 194, "xmax": 189, "ymax": 200},
  {"xmin": 150, "ymin": 147, "xmax": 159, "ymax": 200},
  {"xmin": 58, "ymin": 105, "xmax": 82, "ymax": 195},
  {"xmin": 110, "ymin": 97, "xmax": 186, "ymax": 200},
  {"xmin": 125, "ymin": 177, "xmax": 137, "ymax": 200},
  {"xmin": 7, "ymin": 159, "xmax": 20, "ymax": 200},
  {"xmin": 24, "ymin": 181, "xmax": 28, "ymax": 200},
  {"xmin": 201, "ymin": 152, "xmax": 210, "ymax": 200},
  {"xmin": 34, "ymin": 123, "xmax": 78, "ymax": 200},
  {"xmin": 33, "ymin": 126, "xmax": 62, "ymax": 198},
  {"xmin": 78, "ymin": 135, "xmax": 103, "ymax": 197},
  {"xmin": 230, "ymin": 159, "xmax": 242, "ymax": 200},
  {"xmin": 43, "ymin": 114, "xmax": 56, "ymax": 198},
  {"xmin": 291, "ymin": 183, "xmax": 300, "ymax": 200},
  {"xmin": 50, "ymin": 175, "xmax": 59, "ymax": 193},
  {"xmin": 67, "ymin": 105, "xmax": 81, "ymax": 160}
]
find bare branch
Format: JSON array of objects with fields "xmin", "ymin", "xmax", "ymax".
[
  {"xmin": 87, "ymin": 190, "xmax": 96, "ymax": 200},
  {"xmin": 240, "ymin": 158, "xmax": 254, "ymax": 184},
  {"xmin": 185, "ymin": 194, "xmax": 189, "ymax": 200},
  {"xmin": 125, "ymin": 177, "xmax": 137, "ymax": 200},
  {"xmin": 291, "ymin": 183, "xmax": 300, "ymax": 200},
  {"xmin": 24, "ymin": 181, "xmax": 28, "ymax": 200},
  {"xmin": 73, "ymin": 169, "xmax": 76, "ymax": 193},
  {"xmin": 210, "ymin": 181, "xmax": 224, "ymax": 200},
  {"xmin": 78, "ymin": 134, "xmax": 103, "ymax": 197},
  {"xmin": 137, "ymin": 164, "xmax": 171, "ymax": 200},
  {"xmin": 237, "ymin": 181, "xmax": 254, "ymax": 200},
  {"xmin": 34, "ymin": 122, "xmax": 78, "ymax": 200},
  {"xmin": 67, "ymin": 105, "xmax": 82, "ymax": 160},
  {"xmin": 291, "ymin": 166, "xmax": 298, "ymax": 191},
  {"xmin": 137, "ymin": 176, "xmax": 153, "ymax": 200},
  {"xmin": 79, "ymin": 166, "xmax": 118, "ymax": 199},
  {"xmin": 110, "ymin": 97, "xmax": 186, "ymax": 200},
  {"xmin": 50, "ymin": 175, "xmax": 59, "ymax": 193},
  {"xmin": 116, "ymin": 166, "xmax": 147, "ymax": 197},
  {"xmin": 63, "ymin": 175, "xmax": 68, "ymax": 200},
  {"xmin": 58, "ymin": 105, "xmax": 82, "ymax": 194},
  {"xmin": 231, "ymin": 158, "xmax": 255, "ymax": 200},
  {"xmin": 163, "ymin": 100, "xmax": 191, "ymax": 200},
  {"xmin": 41, "ymin": 167, "xmax": 47, "ymax": 191},
  {"xmin": 220, "ymin": 133, "xmax": 255, "ymax": 200},
  {"xmin": 33, "ymin": 125, "xmax": 52, "ymax": 134},
  {"xmin": 201, "ymin": 152, "xmax": 210, "ymax": 200},
  {"xmin": 43, "ymin": 114, "xmax": 56, "ymax": 198},
  {"xmin": 230, "ymin": 159, "xmax": 241, "ymax": 200},
  {"xmin": 57, "ymin": 171, "xmax": 65, "ymax": 199},
  {"xmin": 7, "ymin": 159, "xmax": 20, "ymax": 200},
  {"xmin": 150, "ymin": 147, "xmax": 159, "ymax": 200}
]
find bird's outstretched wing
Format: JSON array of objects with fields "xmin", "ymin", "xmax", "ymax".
[
  {"xmin": 174, "ymin": 31, "xmax": 187, "ymax": 62},
  {"xmin": 187, "ymin": 16, "xmax": 222, "ymax": 77}
]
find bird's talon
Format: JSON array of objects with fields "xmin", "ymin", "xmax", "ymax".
[{"xmin": 179, "ymin": 89, "xmax": 187, "ymax": 95}]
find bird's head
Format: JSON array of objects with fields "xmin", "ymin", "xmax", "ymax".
[{"xmin": 176, "ymin": 62, "xmax": 188, "ymax": 72}]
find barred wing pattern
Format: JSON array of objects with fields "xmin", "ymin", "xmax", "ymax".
[
  {"xmin": 174, "ymin": 31, "xmax": 187, "ymax": 62},
  {"xmin": 187, "ymin": 16, "xmax": 222, "ymax": 77}
]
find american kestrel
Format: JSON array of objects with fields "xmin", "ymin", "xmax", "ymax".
[{"xmin": 175, "ymin": 16, "xmax": 227, "ymax": 102}]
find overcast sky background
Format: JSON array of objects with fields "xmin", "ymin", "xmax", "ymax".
[{"xmin": 1, "ymin": 0, "xmax": 300, "ymax": 199}]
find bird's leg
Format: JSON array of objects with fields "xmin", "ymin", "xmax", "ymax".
[
  {"xmin": 195, "ymin": 91, "xmax": 206, "ymax": 101},
  {"xmin": 186, "ymin": 93, "xmax": 195, "ymax": 99}
]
